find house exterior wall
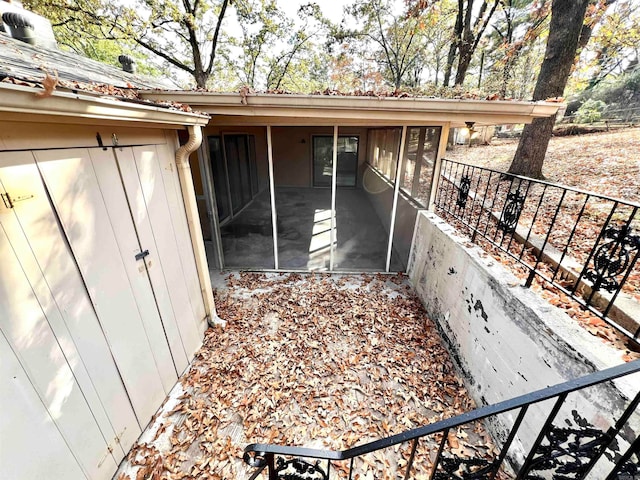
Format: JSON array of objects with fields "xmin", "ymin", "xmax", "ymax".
[{"xmin": 408, "ymin": 211, "xmax": 639, "ymax": 473}]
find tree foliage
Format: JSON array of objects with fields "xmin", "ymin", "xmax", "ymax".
[
  {"xmin": 220, "ymin": 1, "xmax": 330, "ymax": 91},
  {"xmin": 569, "ymin": 0, "xmax": 640, "ymax": 93},
  {"xmin": 483, "ymin": 0, "xmax": 550, "ymax": 97},
  {"xmin": 26, "ymin": 0, "xmax": 232, "ymax": 88},
  {"xmin": 23, "ymin": 0, "xmax": 157, "ymax": 76},
  {"xmin": 338, "ymin": 0, "xmax": 430, "ymax": 89},
  {"xmin": 23, "ymin": 0, "xmax": 635, "ymax": 107}
]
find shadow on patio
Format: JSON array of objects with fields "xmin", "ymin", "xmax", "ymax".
[{"xmin": 115, "ymin": 273, "xmax": 502, "ymax": 480}]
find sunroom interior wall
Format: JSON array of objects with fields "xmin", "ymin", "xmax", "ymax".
[{"xmin": 270, "ymin": 126, "xmax": 368, "ymax": 187}]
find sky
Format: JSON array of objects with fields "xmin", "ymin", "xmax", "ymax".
[{"xmin": 278, "ymin": 0, "xmax": 351, "ymax": 24}]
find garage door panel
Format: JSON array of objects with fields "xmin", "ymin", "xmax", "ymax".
[
  {"xmin": 0, "ymin": 153, "xmax": 140, "ymax": 455},
  {"xmin": 160, "ymin": 137, "xmax": 207, "ymax": 330},
  {"xmin": 0, "ymin": 331, "xmax": 87, "ymax": 480},
  {"xmin": 0, "ymin": 221, "xmax": 117, "ymax": 479},
  {"xmin": 115, "ymin": 147, "xmax": 189, "ymax": 374},
  {"xmin": 155, "ymin": 144, "xmax": 207, "ymax": 340},
  {"xmin": 34, "ymin": 148, "xmax": 166, "ymax": 424},
  {"xmin": 88, "ymin": 148, "xmax": 179, "ymax": 392}
]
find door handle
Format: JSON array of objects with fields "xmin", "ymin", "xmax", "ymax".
[{"xmin": 135, "ymin": 249, "xmax": 150, "ymax": 261}]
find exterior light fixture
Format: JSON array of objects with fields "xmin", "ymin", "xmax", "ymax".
[{"xmin": 464, "ymin": 121, "xmax": 476, "ymax": 148}]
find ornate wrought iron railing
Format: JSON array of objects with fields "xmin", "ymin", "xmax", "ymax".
[
  {"xmin": 243, "ymin": 360, "xmax": 640, "ymax": 479},
  {"xmin": 434, "ymin": 158, "xmax": 640, "ymax": 342}
]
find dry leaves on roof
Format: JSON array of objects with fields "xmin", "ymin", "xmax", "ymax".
[
  {"xmin": 213, "ymin": 85, "xmax": 523, "ymax": 101},
  {"xmin": 117, "ymin": 273, "xmax": 508, "ymax": 480},
  {"xmin": 34, "ymin": 69, "xmax": 58, "ymax": 98}
]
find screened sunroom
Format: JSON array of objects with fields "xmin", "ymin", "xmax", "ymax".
[{"xmin": 142, "ymin": 91, "xmax": 560, "ymax": 273}]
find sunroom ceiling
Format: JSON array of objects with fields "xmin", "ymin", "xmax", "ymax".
[{"xmin": 140, "ymin": 91, "xmax": 563, "ymax": 127}]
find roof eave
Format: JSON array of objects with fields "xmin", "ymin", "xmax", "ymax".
[
  {"xmin": 140, "ymin": 91, "xmax": 562, "ymax": 126},
  {"xmin": 0, "ymin": 84, "xmax": 210, "ymax": 128}
]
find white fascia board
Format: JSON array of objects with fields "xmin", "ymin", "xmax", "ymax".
[
  {"xmin": 0, "ymin": 83, "xmax": 209, "ymax": 127},
  {"xmin": 140, "ymin": 91, "xmax": 563, "ymax": 125}
]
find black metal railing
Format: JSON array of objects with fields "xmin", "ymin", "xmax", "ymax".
[
  {"xmin": 434, "ymin": 158, "xmax": 640, "ymax": 342},
  {"xmin": 243, "ymin": 360, "xmax": 640, "ymax": 479}
]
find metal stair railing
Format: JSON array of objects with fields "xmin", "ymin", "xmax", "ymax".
[{"xmin": 244, "ymin": 359, "xmax": 640, "ymax": 480}]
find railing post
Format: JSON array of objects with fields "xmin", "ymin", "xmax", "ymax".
[
  {"xmin": 429, "ymin": 428, "xmax": 449, "ymax": 480},
  {"xmin": 516, "ymin": 393, "xmax": 568, "ymax": 479},
  {"xmin": 267, "ymin": 453, "xmax": 276, "ymax": 480},
  {"xmin": 403, "ymin": 438, "xmax": 419, "ymax": 480},
  {"xmin": 605, "ymin": 435, "xmax": 640, "ymax": 480}
]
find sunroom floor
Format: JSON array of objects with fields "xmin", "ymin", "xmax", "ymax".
[{"xmin": 114, "ymin": 272, "xmax": 503, "ymax": 480}]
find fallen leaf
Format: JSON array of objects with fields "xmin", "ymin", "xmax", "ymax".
[{"xmin": 35, "ymin": 70, "xmax": 58, "ymax": 98}]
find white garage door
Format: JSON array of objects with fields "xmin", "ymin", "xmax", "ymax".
[{"xmin": 0, "ymin": 144, "xmax": 206, "ymax": 480}]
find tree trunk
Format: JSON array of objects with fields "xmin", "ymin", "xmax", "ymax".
[
  {"xmin": 443, "ymin": 0, "xmax": 464, "ymax": 87},
  {"xmin": 194, "ymin": 71, "xmax": 208, "ymax": 89},
  {"xmin": 442, "ymin": 41, "xmax": 457, "ymax": 87},
  {"xmin": 507, "ymin": 117, "xmax": 554, "ymax": 178},
  {"xmin": 453, "ymin": 0, "xmax": 499, "ymax": 86},
  {"xmin": 454, "ymin": 42, "xmax": 473, "ymax": 85},
  {"xmin": 508, "ymin": 0, "xmax": 590, "ymax": 179}
]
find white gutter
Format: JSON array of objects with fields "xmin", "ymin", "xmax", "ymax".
[
  {"xmin": 141, "ymin": 91, "xmax": 563, "ymax": 120},
  {"xmin": 175, "ymin": 125, "xmax": 224, "ymax": 328},
  {"xmin": 0, "ymin": 83, "xmax": 209, "ymax": 127}
]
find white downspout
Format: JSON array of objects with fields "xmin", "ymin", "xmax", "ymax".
[{"xmin": 175, "ymin": 125, "xmax": 225, "ymax": 328}]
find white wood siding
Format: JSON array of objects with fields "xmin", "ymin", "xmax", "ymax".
[
  {"xmin": 117, "ymin": 147, "xmax": 190, "ymax": 373},
  {"xmin": 88, "ymin": 148, "xmax": 179, "ymax": 393},
  {"xmin": 131, "ymin": 145, "xmax": 205, "ymax": 359},
  {"xmin": 159, "ymin": 139, "xmax": 208, "ymax": 337},
  {"xmin": 0, "ymin": 152, "xmax": 140, "ymax": 456},
  {"xmin": 0, "ymin": 331, "xmax": 87, "ymax": 480}
]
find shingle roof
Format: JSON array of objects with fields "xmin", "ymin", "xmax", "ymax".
[{"xmin": 0, "ymin": 34, "xmax": 172, "ymax": 92}]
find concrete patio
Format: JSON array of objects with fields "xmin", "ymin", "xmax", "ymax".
[
  {"xmin": 114, "ymin": 272, "xmax": 502, "ymax": 480},
  {"xmin": 220, "ymin": 188, "xmax": 404, "ymax": 272}
]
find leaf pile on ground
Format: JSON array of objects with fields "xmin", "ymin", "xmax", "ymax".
[{"xmin": 119, "ymin": 273, "xmax": 506, "ymax": 480}]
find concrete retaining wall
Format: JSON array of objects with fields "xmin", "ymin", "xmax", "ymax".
[{"xmin": 408, "ymin": 212, "xmax": 639, "ymax": 472}]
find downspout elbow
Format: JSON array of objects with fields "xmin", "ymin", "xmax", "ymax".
[
  {"xmin": 175, "ymin": 125, "xmax": 225, "ymax": 328},
  {"xmin": 176, "ymin": 125, "xmax": 203, "ymax": 166}
]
